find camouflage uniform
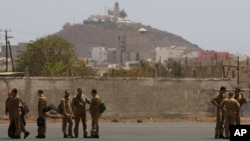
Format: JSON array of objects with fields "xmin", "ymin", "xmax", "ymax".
[
  {"xmin": 10, "ymin": 95, "xmax": 28, "ymax": 137},
  {"xmin": 234, "ymin": 92, "xmax": 247, "ymax": 125},
  {"xmin": 72, "ymin": 93, "xmax": 90, "ymax": 137},
  {"xmin": 220, "ymin": 96, "xmax": 240, "ymax": 138},
  {"xmin": 61, "ymin": 96, "xmax": 73, "ymax": 137},
  {"xmin": 6, "ymin": 95, "xmax": 14, "ymax": 137},
  {"xmin": 37, "ymin": 94, "xmax": 47, "ymax": 137},
  {"xmin": 5, "ymin": 96, "xmax": 12, "ymax": 120},
  {"xmin": 211, "ymin": 92, "xmax": 226, "ymax": 138},
  {"xmin": 89, "ymin": 94, "xmax": 101, "ymax": 137}
]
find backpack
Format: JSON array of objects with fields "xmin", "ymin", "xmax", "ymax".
[
  {"xmin": 99, "ymin": 100, "xmax": 106, "ymax": 114},
  {"xmin": 20, "ymin": 99, "xmax": 30, "ymax": 116},
  {"xmin": 57, "ymin": 103, "xmax": 63, "ymax": 114},
  {"xmin": 43, "ymin": 103, "xmax": 54, "ymax": 112}
]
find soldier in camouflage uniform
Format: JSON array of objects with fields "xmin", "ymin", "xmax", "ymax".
[
  {"xmin": 89, "ymin": 89, "xmax": 101, "ymax": 138},
  {"xmin": 10, "ymin": 88, "xmax": 30, "ymax": 139},
  {"xmin": 5, "ymin": 90, "xmax": 12, "ymax": 118},
  {"xmin": 233, "ymin": 87, "xmax": 247, "ymax": 125},
  {"xmin": 61, "ymin": 90, "xmax": 74, "ymax": 138},
  {"xmin": 72, "ymin": 88, "xmax": 90, "ymax": 138},
  {"xmin": 6, "ymin": 90, "xmax": 14, "ymax": 138},
  {"xmin": 36, "ymin": 89, "xmax": 47, "ymax": 138},
  {"xmin": 220, "ymin": 92, "xmax": 240, "ymax": 139},
  {"xmin": 211, "ymin": 86, "xmax": 226, "ymax": 139}
]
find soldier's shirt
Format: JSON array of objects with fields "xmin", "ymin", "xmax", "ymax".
[
  {"xmin": 211, "ymin": 93, "xmax": 226, "ymax": 107},
  {"xmin": 38, "ymin": 95, "xmax": 47, "ymax": 118},
  {"xmin": 61, "ymin": 97, "xmax": 73, "ymax": 115},
  {"xmin": 89, "ymin": 95, "xmax": 101, "ymax": 114}
]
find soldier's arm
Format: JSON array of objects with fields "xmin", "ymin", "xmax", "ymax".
[
  {"xmin": 240, "ymin": 93, "xmax": 247, "ymax": 104},
  {"xmin": 86, "ymin": 97, "xmax": 91, "ymax": 104},
  {"xmin": 83, "ymin": 94, "xmax": 90, "ymax": 104},
  {"xmin": 219, "ymin": 100, "xmax": 225, "ymax": 108},
  {"xmin": 235, "ymin": 100, "xmax": 241, "ymax": 113},
  {"xmin": 88, "ymin": 98, "xmax": 93, "ymax": 111},
  {"xmin": 211, "ymin": 96, "xmax": 219, "ymax": 107},
  {"xmin": 236, "ymin": 101, "xmax": 240, "ymax": 109},
  {"xmin": 61, "ymin": 98, "xmax": 67, "ymax": 115},
  {"xmin": 5, "ymin": 98, "xmax": 8, "ymax": 115},
  {"xmin": 71, "ymin": 98, "xmax": 76, "ymax": 115}
]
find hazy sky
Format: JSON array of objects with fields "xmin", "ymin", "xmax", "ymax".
[{"xmin": 1, "ymin": 0, "xmax": 250, "ymax": 55}]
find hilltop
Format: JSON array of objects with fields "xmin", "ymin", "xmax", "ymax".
[{"xmin": 54, "ymin": 21, "xmax": 202, "ymax": 59}]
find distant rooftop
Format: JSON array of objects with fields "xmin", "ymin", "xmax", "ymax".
[{"xmin": 84, "ymin": 1, "xmax": 133, "ymax": 24}]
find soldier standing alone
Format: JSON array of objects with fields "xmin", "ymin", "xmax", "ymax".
[
  {"xmin": 61, "ymin": 90, "xmax": 74, "ymax": 138},
  {"xmin": 72, "ymin": 88, "xmax": 90, "ymax": 138},
  {"xmin": 36, "ymin": 89, "xmax": 47, "ymax": 138},
  {"xmin": 88, "ymin": 89, "xmax": 101, "ymax": 138},
  {"xmin": 211, "ymin": 86, "xmax": 226, "ymax": 139}
]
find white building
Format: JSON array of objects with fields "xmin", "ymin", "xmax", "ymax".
[
  {"xmin": 185, "ymin": 51, "xmax": 198, "ymax": 59},
  {"xmin": 155, "ymin": 46, "xmax": 186, "ymax": 63},
  {"xmin": 91, "ymin": 47, "xmax": 107, "ymax": 62}
]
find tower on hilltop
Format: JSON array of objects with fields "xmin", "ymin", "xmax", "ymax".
[{"xmin": 113, "ymin": 0, "xmax": 120, "ymax": 19}]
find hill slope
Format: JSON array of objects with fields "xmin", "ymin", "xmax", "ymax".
[{"xmin": 54, "ymin": 22, "xmax": 202, "ymax": 59}]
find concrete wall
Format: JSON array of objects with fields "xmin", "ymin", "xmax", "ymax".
[{"xmin": 0, "ymin": 77, "xmax": 249, "ymax": 118}]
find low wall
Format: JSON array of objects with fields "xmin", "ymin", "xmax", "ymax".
[{"xmin": 0, "ymin": 77, "xmax": 249, "ymax": 118}]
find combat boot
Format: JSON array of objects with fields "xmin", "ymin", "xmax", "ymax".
[{"xmin": 24, "ymin": 132, "xmax": 30, "ymax": 139}]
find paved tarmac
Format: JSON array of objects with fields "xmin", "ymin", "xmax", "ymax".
[{"xmin": 1, "ymin": 122, "xmax": 249, "ymax": 141}]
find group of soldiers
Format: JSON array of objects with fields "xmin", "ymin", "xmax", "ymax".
[
  {"xmin": 211, "ymin": 86, "xmax": 247, "ymax": 139},
  {"xmin": 5, "ymin": 87, "xmax": 102, "ymax": 139},
  {"xmin": 61, "ymin": 88, "xmax": 102, "ymax": 138}
]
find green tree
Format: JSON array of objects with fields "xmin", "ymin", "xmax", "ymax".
[
  {"xmin": 15, "ymin": 36, "xmax": 79, "ymax": 76},
  {"xmin": 119, "ymin": 9, "xmax": 127, "ymax": 19}
]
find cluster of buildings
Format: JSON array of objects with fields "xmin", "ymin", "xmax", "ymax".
[
  {"xmin": 92, "ymin": 45, "xmax": 248, "ymax": 61},
  {"xmin": 1, "ymin": 1, "xmax": 249, "ymax": 72},
  {"xmin": 0, "ymin": 41, "xmax": 249, "ymax": 72}
]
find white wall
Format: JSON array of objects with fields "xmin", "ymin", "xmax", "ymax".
[
  {"xmin": 155, "ymin": 47, "xmax": 184, "ymax": 63},
  {"xmin": 91, "ymin": 46, "xmax": 107, "ymax": 62}
]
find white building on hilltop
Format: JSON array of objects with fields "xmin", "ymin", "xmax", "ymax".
[
  {"xmin": 155, "ymin": 46, "xmax": 187, "ymax": 63},
  {"xmin": 91, "ymin": 47, "xmax": 107, "ymax": 62}
]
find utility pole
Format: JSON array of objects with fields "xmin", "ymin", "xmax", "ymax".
[
  {"xmin": 8, "ymin": 41, "xmax": 15, "ymax": 71},
  {"xmin": 0, "ymin": 29, "xmax": 13, "ymax": 72},
  {"xmin": 118, "ymin": 34, "xmax": 126, "ymax": 66}
]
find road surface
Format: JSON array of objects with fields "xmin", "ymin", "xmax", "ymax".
[{"xmin": 1, "ymin": 122, "xmax": 248, "ymax": 141}]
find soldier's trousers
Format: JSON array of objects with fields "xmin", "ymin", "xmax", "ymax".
[
  {"xmin": 38, "ymin": 125, "xmax": 46, "ymax": 136},
  {"xmin": 37, "ymin": 117, "xmax": 46, "ymax": 136},
  {"xmin": 235, "ymin": 111, "xmax": 241, "ymax": 125},
  {"xmin": 13, "ymin": 115, "xmax": 27, "ymax": 136},
  {"xmin": 62, "ymin": 115, "xmax": 73, "ymax": 136},
  {"xmin": 215, "ymin": 109, "xmax": 225, "ymax": 136},
  {"xmin": 91, "ymin": 113, "xmax": 100, "ymax": 136},
  {"xmin": 13, "ymin": 116, "xmax": 21, "ymax": 136},
  {"xmin": 224, "ymin": 112, "xmax": 235, "ymax": 138},
  {"xmin": 74, "ymin": 111, "xmax": 87, "ymax": 137}
]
